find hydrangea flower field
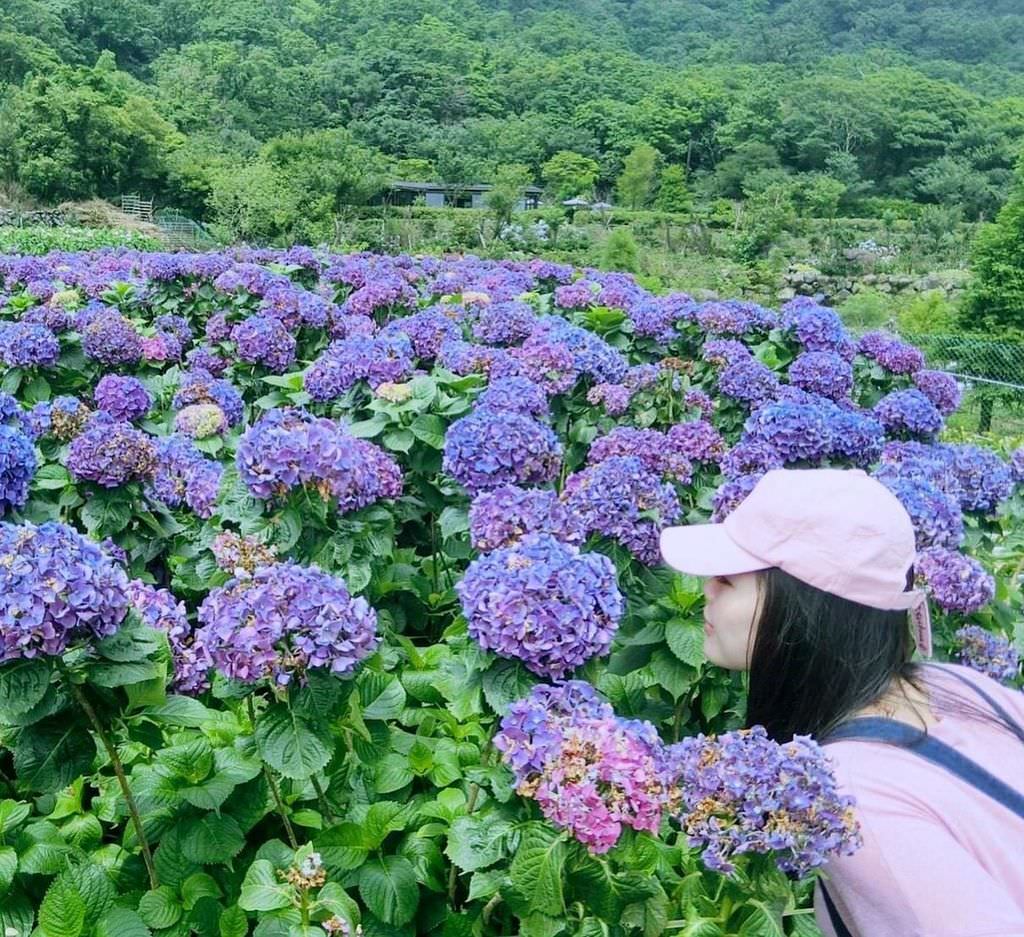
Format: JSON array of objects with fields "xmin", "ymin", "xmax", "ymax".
[{"xmin": 0, "ymin": 247, "xmax": 1022, "ymax": 937}]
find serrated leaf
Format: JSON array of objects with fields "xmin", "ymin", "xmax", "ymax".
[
  {"xmin": 737, "ymin": 900, "xmax": 785, "ymax": 937},
  {"xmin": 0, "ymin": 886, "xmax": 33, "ymax": 937},
  {"xmin": 95, "ymin": 622, "xmax": 161, "ymax": 662},
  {"xmin": 666, "ymin": 620, "xmax": 705, "ymax": 667},
  {"xmin": 509, "ymin": 825, "xmax": 566, "ymax": 917},
  {"xmin": 358, "ymin": 673, "xmax": 406, "ymax": 721},
  {"xmin": 219, "ymin": 905, "xmax": 249, "ymax": 937},
  {"xmin": 66, "ymin": 863, "xmax": 115, "ymax": 929},
  {"xmin": 181, "ymin": 814, "xmax": 246, "ymax": 864},
  {"xmin": 182, "ymin": 872, "xmax": 222, "ymax": 910},
  {"xmin": 13, "ymin": 718, "xmax": 94, "ymax": 793},
  {"xmin": 144, "ymin": 696, "xmax": 216, "ymax": 727},
  {"xmin": 255, "ymin": 703, "xmax": 332, "ymax": 780},
  {"xmin": 87, "ymin": 660, "xmax": 161, "ymax": 688},
  {"xmin": 0, "ymin": 845, "xmax": 17, "ymax": 895},
  {"xmin": 358, "ymin": 856, "xmax": 419, "ymax": 926},
  {"xmin": 0, "ymin": 659, "xmax": 51, "ymax": 720},
  {"xmin": 95, "ymin": 908, "xmax": 152, "ymax": 937},
  {"xmin": 38, "ymin": 876, "xmax": 86, "ymax": 937},
  {"xmin": 375, "ymin": 753, "xmax": 414, "ymax": 793},
  {"xmin": 239, "ymin": 859, "xmax": 292, "ymax": 911},
  {"xmin": 437, "ymin": 505, "xmax": 469, "ymax": 541},
  {"xmin": 481, "ymin": 659, "xmax": 537, "ymax": 715},
  {"xmin": 139, "ymin": 887, "xmax": 183, "ymax": 928},
  {"xmin": 408, "ymin": 414, "xmax": 446, "ymax": 448},
  {"xmin": 445, "ymin": 815, "xmax": 511, "ymax": 872}
]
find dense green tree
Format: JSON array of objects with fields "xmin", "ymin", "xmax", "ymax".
[
  {"xmin": 542, "ymin": 151, "xmax": 601, "ymax": 202},
  {"xmin": 616, "ymin": 144, "xmax": 659, "ymax": 209},
  {"xmin": 654, "ymin": 165, "xmax": 692, "ymax": 214}
]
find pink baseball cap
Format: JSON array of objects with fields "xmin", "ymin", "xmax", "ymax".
[{"xmin": 659, "ymin": 467, "xmax": 932, "ymax": 657}]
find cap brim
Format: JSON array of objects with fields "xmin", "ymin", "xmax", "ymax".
[{"xmin": 659, "ymin": 524, "xmax": 771, "ymax": 577}]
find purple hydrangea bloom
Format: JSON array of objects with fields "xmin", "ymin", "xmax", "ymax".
[
  {"xmin": 472, "ymin": 301, "xmax": 536, "ymax": 345},
  {"xmin": 953, "ymin": 626, "xmax": 1020, "ymax": 686},
  {"xmin": 683, "ymin": 388, "xmax": 715, "ymax": 418},
  {"xmin": 712, "ymin": 473, "xmax": 763, "ymax": 521},
  {"xmin": 875, "ymin": 474, "xmax": 964, "ymax": 550},
  {"xmin": 857, "ymin": 331, "xmax": 925, "ymax": 374},
  {"xmin": 916, "ymin": 547, "xmax": 995, "ymax": 613},
  {"xmin": 67, "ymin": 421, "xmax": 156, "ymax": 487},
  {"xmin": 0, "ymin": 322, "xmax": 60, "ymax": 368},
  {"xmin": 477, "ymin": 377, "xmax": 549, "ymax": 417},
  {"xmin": 743, "ymin": 401, "xmax": 832, "ymax": 464},
  {"xmin": 0, "ymin": 521, "xmax": 130, "ymax": 660},
  {"xmin": 0, "ymin": 426, "xmax": 36, "ymax": 515},
  {"xmin": 236, "ymin": 408, "xmax": 401, "ymax": 510},
  {"xmin": 510, "ymin": 339, "xmax": 578, "ymax": 395},
  {"xmin": 23, "ymin": 304, "xmax": 72, "ymax": 333},
  {"xmin": 494, "ymin": 681, "xmax": 682, "ymax": 853},
  {"xmin": 81, "ymin": 311, "xmax": 143, "ymax": 366},
  {"xmin": 912, "ymin": 370, "xmax": 962, "ymax": 417},
  {"xmin": 128, "ymin": 579, "xmax": 211, "ymax": 694},
  {"xmin": 1012, "ymin": 448, "xmax": 1024, "ymax": 485},
  {"xmin": 457, "ymin": 533, "xmax": 623, "ymax": 679},
  {"xmin": 672, "ymin": 726, "xmax": 862, "ymax": 876},
  {"xmin": 94, "ymin": 374, "xmax": 152, "ymax": 423},
  {"xmin": 588, "ymin": 427, "xmax": 692, "ymax": 482},
  {"xmin": 563, "ymin": 456, "xmax": 682, "ymax": 565},
  {"xmin": 695, "ymin": 300, "xmax": 775, "ymax": 336},
  {"xmin": 469, "ymin": 484, "xmax": 586, "ymax": 552},
  {"xmin": 702, "ymin": 339, "xmax": 751, "ymax": 368},
  {"xmin": 380, "ymin": 308, "xmax": 462, "ymax": 359},
  {"xmin": 718, "ymin": 357, "xmax": 781, "ymax": 408},
  {"xmin": 443, "ymin": 408, "xmax": 562, "ymax": 493},
  {"xmin": 824, "ymin": 406, "xmax": 886, "ymax": 466},
  {"xmin": 205, "ymin": 312, "xmax": 232, "ymax": 343},
  {"xmin": 305, "ymin": 335, "xmax": 415, "ymax": 401},
  {"xmin": 666, "ymin": 420, "xmax": 726, "ymax": 464},
  {"xmin": 196, "ymin": 562, "xmax": 379, "ymax": 685},
  {"xmin": 528, "ymin": 317, "xmax": 628, "ymax": 383},
  {"xmin": 231, "ymin": 315, "xmax": 297, "ymax": 373},
  {"xmin": 872, "ymin": 389, "xmax": 943, "ymax": 438},
  {"xmin": 586, "ymin": 382, "xmax": 632, "ymax": 416},
  {"xmin": 780, "ymin": 300, "xmax": 848, "ymax": 354},
  {"xmin": 720, "ymin": 439, "xmax": 785, "ymax": 479},
  {"xmin": 945, "ymin": 444, "xmax": 1014, "ymax": 514},
  {"xmin": 788, "ymin": 351, "xmax": 854, "ymax": 401},
  {"xmin": 553, "ymin": 281, "xmax": 597, "ymax": 309},
  {"xmin": 173, "ymin": 370, "xmax": 244, "ymax": 426},
  {"xmin": 147, "ymin": 434, "xmax": 223, "ymax": 518},
  {"xmin": 185, "ymin": 345, "xmax": 230, "ymax": 376}
]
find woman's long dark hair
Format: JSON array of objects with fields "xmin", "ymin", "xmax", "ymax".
[{"xmin": 744, "ymin": 566, "xmax": 1013, "ymax": 742}]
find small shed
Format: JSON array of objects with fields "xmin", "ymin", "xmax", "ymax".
[{"xmin": 386, "ymin": 181, "xmax": 543, "ymax": 210}]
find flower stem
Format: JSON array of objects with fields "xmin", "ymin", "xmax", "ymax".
[
  {"xmin": 69, "ymin": 682, "xmax": 158, "ymax": 889},
  {"xmin": 311, "ymin": 774, "xmax": 333, "ymax": 821},
  {"xmin": 247, "ymin": 695, "xmax": 299, "ymax": 849}
]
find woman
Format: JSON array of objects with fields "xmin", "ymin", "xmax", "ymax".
[{"xmin": 659, "ymin": 467, "xmax": 1024, "ymax": 936}]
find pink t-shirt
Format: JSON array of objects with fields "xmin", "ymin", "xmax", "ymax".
[{"xmin": 814, "ymin": 662, "xmax": 1024, "ymax": 937}]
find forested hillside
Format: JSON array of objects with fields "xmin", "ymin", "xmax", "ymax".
[{"xmin": 2, "ymin": 0, "xmax": 1024, "ymax": 233}]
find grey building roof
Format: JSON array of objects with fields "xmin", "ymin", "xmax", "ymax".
[{"xmin": 390, "ymin": 181, "xmax": 544, "ymax": 194}]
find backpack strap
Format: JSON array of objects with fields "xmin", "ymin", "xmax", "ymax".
[{"xmin": 817, "ymin": 695, "xmax": 1024, "ymax": 936}]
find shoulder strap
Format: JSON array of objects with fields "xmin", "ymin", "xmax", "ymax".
[
  {"xmin": 818, "ymin": 711, "xmax": 1024, "ymax": 937},
  {"xmin": 922, "ymin": 662, "xmax": 1024, "ymax": 745}
]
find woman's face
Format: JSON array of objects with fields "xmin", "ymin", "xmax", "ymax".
[{"xmin": 702, "ymin": 571, "xmax": 762, "ymax": 670}]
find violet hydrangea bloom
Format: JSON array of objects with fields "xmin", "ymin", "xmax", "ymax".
[
  {"xmin": 67, "ymin": 421, "xmax": 156, "ymax": 487},
  {"xmin": 147, "ymin": 434, "xmax": 223, "ymax": 518},
  {"xmin": 442, "ymin": 408, "xmax": 562, "ymax": 493},
  {"xmin": 788, "ymin": 351, "xmax": 854, "ymax": 401},
  {"xmin": 779, "ymin": 300, "xmax": 849, "ymax": 354},
  {"xmin": 1011, "ymin": 448, "xmax": 1024, "ymax": 485},
  {"xmin": 945, "ymin": 444, "xmax": 1014, "ymax": 514},
  {"xmin": 857, "ymin": 331, "xmax": 925, "ymax": 374},
  {"xmin": 672, "ymin": 726, "xmax": 862, "ymax": 877},
  {"xmin": 916, "ymin": 547, "xmax": 995, "ymax": 613},
  {"xmin": 380, "ymin": 308, "xmax": 461, "ymax": 359},
  {"xmin": 912, "ymin": 370, "xmax": 962, "ymax": 416},
  {"xmin": 94, "ymin": 374, "xmax": 152, "ymax": 423},
  {"xmin": 953, "ymin": 626, "xmax": 1020, "ymax": 686},
  {"xmin": 128, "ymin": 579, "xmax": 212, "ymax": 695},
  {"xmin": 472, "ymin": 300, "xmax": 536, "ymax": 345},
  {"xmin": 81, "ymin": 310, "xmax": 143, "ymax": 366},
  {"xmin": 743, "ymin": 401, "xmax": 832, "ymax": 464},
  {"xmin": 0, "ymin": 426, "xmax": 36, "ymax": 515},
  {"xmin": 718, "ymin": 357, "xmax": 781, "ymax": 408},
  {"xmin": 586, "ymin": 382, "xmax": 632, "ymax": 416},
  {"xmin": 563, "ymin": 456, "xmax": 682, "ymax": 565},
  {"xmin": 231, "ymin": 315, "xmax": 296, "ymax": 373},
  {"xmin": 0, "ymin": 321, "xmax": 60, "ymax": 368},
  {"xmin": 457, "ymin": 533, "xmax": 624, "ymax": 679},
  {"xmin": 875, "ymin": 474, "xmax": 964, "ymax": 551},
  {"xmin": 469, "ymin": 484, "xmax": 586, "ymax": 552},
  {"xmin": 174, "ymin": 370, "xmax": 244, "ymax": 426},
  {"xmin": 494, "ymin": 681, "xmax": 683, "ymax": 853},
  {"xmin": 666, "ymin": 420, "xmax": 726, "ymax": 464},
  {"xmin": 196, "ymin": 562, "xmax": 379, "ymax": 685},
  {"xmin": 236, "ymin": 408, "xmax": 401, "ymax": 510},
  {"xmin": 712, "ymin": 473, "xmax": 763, "ymax": 522},
  {"xmin": 720, "ymin": 439, "xmax": 785, "ymax": 479},
  {"xmin": 477, "ymin": 377, "xmax": 549, "ymax": 417},
  {"xmin": 587, "ymin": 426, "xmax": 692, "ymax": 482},
  {"xmin": 509, "ymin": 339, "xmax": 578, "ymax": 395},
  {"xmin": 0, "ymin": 521, "xmax": 130, "ymax": 661},
  {"xmin": 872, "ymin": 389, "xmax": 943, "ymax": 438}
]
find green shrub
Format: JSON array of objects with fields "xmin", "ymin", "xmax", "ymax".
[{"xmin": 0, "ymin": 225, "xmax": 164, "ymax": 254}]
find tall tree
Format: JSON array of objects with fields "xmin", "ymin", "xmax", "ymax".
[{"xmin": 616, "ymin": 143, "xmax": 659, "ymax": 209}]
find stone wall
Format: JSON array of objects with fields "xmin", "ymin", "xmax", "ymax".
[
  {"xmin": 0, "ymin": 208, "xmax": 69, "ymax": 227},
  {"xmin": 778, "ymin": 265, "xmax": 969, "ymax": 305}
]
